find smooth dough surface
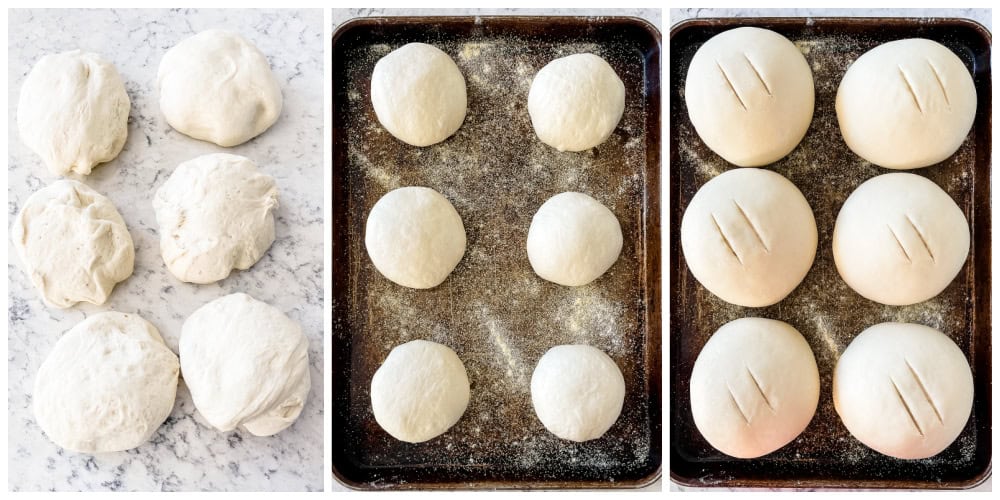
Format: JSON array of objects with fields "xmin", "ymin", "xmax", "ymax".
[
  {"xmin": 833, "ymin": 322, "xmax": 973, "ymax": 459},
  {"xmin": 12, "ymin": 180, "xmax": 134, "ymax": 308},
  {"xmin": 690, "ymin": 318, "xmax": 819, "ymax": 459},
  {"xmin": 180, "ymin": 293, "xmax": 310, "ymax": 436},
  {"xmin": 531, "ymin": 345, "xmax": 625, "ymax": 442},
  {"xmin": 34, "ymin": 312, "xmax": 179, "ymax": 453},
  {"xmin": 18, "ymin": 50, "xmax": 130, "ymax": 176},
  {"xmin": 685, "ymin": 27, "xmax": 814, "ymax": 166},
  {"xmin": 158, "ymin": 29, "xmax": 282, "ymax": 147},
  {"xmin": 836, "ymin": 38, "xmax": 976, "ymax": 169},
  {"xmin": 681, "ymin": 168, "xmax": 817, "ymax": 307},
  {"xmin": 833, "ymin": 173, "xmax": 969, "ymax": 306}
]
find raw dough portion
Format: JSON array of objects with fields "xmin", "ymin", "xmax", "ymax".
[
  {"xmin": 365, "ymin": 186, "xmax": 466, "ymax": 289},
  {"xmin": 370, "ymin": 340, "xmax": 470, "ymax": 443},
  {"xmin": 681, "ymin": 168, "xmax": 817, "ymax": 307},
  {"xmin": 34, "ymin": 312, "xmax": 179, "ymax": 453},
  {"xmin": 18, "ymin": 50, "xmax": 130, "ymax": 176},
  {"xmin": 836, "ymin": 38, "xmax": 976, "ymax": 169},
  {"xmin": 527, "ymin": 53, "xmax": 625, "ymax": 151},
  {"xmin": 371, "ymin": 42, "xmax": 467, "ymax": 147},
  {"xmin": 834, "ymin": 322, "xmax": 973, "ymax": 459},
  {"xmin": 531, "ymin": 345, "xmax": 625, "ymax": 442},
  {"xmin": 527, "ymin": 191, "xmax": 623, "ymax": 287},
  {"xmin": 685, "ymin": 27, "xmax": 814, "ymax": 167},
  {"xmin": 11, "ymin": 180, "xmax": 134, "ymax": 308},
  {"xmin": 153, "ymin": 153, "xmax": 279, "ymax": 284},
  {"xmin": 833, "ymin": 173, "xmax": 969, "ymax": 306},
  {"xmin": 158, "ymin": 29, "xmax": 282, "ymax": 147},
  {"xmin": 690, "ymin": 318, "xmax": 819, "ymax": 459},
  {"xmin": 180, "ymin": 293, "xmax": 310, "ymax": 436}
]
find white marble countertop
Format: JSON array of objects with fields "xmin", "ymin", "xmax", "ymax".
[{"xmin": 7, "ymin": 8, "xmax": 324, "ymax": 491}]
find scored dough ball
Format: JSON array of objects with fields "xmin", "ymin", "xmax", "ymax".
[
  {"xmin": 681, "ymin": 168, "xmax": 817, "ymax": 307},
  {"xmin": 833, "ymin": 173, "xmax": 969, "ymax": 306},
  {"xmin": 836, "ymin": 39, "xmax": 976, "ymax": 169},
  {"xmin": 528, "ymin": 53, "xmax": 625, "ymax": 152},
  {"xmin": 834, "ymin": 322, "xmax": 973, "ymax": 459},
  {"xmin": 34, "ymin": 312, "xmax": 179, "ymax": 453},
  {"xmin": 153, "ymin": 153, "xmax": 279, "ymax": 284},
  {"xmin": 180, "ymin": 293, "xmax": 310, "ymax": 436},
  {"xmin": 365, "ymin": 186, "xmax": 466, "ymax": 289},
  {"xmin": 371, "ymin": 42, "xmax": 467, "ymax": 147},
  {"xmin": 531, "ymin": 345, "xmax": 625, "ymax": 442},
  {"xmin": 18, "ymin": 50, "xmax": 130, "ymax": 176},
  {"xmin": 371, "ymin": 340, "xmax": 471, "ymax": 443},
  {"xmin": 685, "ymin": 27, "xmax": 815, "ymax": 167},
  {"xmin": 690, "ymin": 318, "xmax": 819, "ymax": 459},
  {"xmin": 527, "ymin": 192, "xmax": 623, "ymax": 287},
  {"xmin": 158, "ymin": 29, "xmax": 282, "ymax": 147},
  {"xmin": 11, "ymin": 180, "xmax": 134, "ymax": 308}
]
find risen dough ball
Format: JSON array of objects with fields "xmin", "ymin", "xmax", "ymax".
[
  {"xmin": 371, "ymin": 43, "xmax": 467, "ymax": 147},
  {"xmin": 836, "ymin": 39, "xmax": 976, "ymax": 169},
  {"xmin": 833, "ymin": 173, "xmax": 969, "ymax": 306},
  {"xmin": 18, "ymin": 50, "xmax": 130, "ymax": 176},
  {"xmin": 527, "ymin": 192, "xmax": 623, "ymax": 287},
  {"xmin": 685, "ymin": 27, "xmax": 814, "ymax": 166},
  {"xmin": 34, "ymin": 312, "xmax": 179, "ymax": 453},
  {"xmin": 365, "ymin": 186, "xmax": 466, "ymax": 289},
  {"xmin": 158, "ymin": 30, "xmax": 282, "ymax": 147},
  {"xmin": 834, "ymin": 322, "xmax": 973, "ymax": 459},
  {"xmin": 681, "ymin": 168, "xmax": 817, "ymax": 307},
  {"xmin": 12, "ymin": 180, "xmax": 134, "ymax": 308},
  {"xmin": 528, "ymin": 53, "xmax": 625, "ymax": 151},
  {"xmin": 371, "ymin": 340, "xmax": 470, "ymax": 443},
  {"xmin": 180, "ymin": 293, "xmax": 310, "ymax": 436},
  {"xmin": 690, "ymin": 318, "xmax": 819, "ymax": 459},
  {"xmin": 531, "ymin": 345, "xmax": 625, "ymax": 442}
]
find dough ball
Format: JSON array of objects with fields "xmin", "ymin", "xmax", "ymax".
[
  {"xmin": 34, "ymin": 312, "xmax": 179, "ymax": 453},
  {"xmin": 371, "ymin": 43, "xmax": 467, "ymax": 147},
  {"xmin": 365, "ymin": 186, "xmax": 466, "ymax": 289},
  {"xmin": 834, "ymin": 322, "xmax": 973, "ymax": 459},
  {"xmin": 690, "ymin": 318, "xmax": 819, "ymax": 459},
  {"xmin": 681, "ymin": 168, "xmax": 817, "ymax": 307},
  {"xmin": 836, "ymin": 39, "xmax": 976, "ymax": 169},
  {"xmin": 17, "ymin": 50, "xmax": 130, "ymax": 176},
  {"xmin": 158, "ymin": 29, "xmax": 282, "ymax": 147},
  {"xmin": 11, "ymin": 180, "xmax": 134, "ymax": 308},
  {"xmin": 527, "ymin": 192, "xmax": 623, "ymax": 287},
  {"xmin": 153, "ymin": 153, "xmax": 279, "ymax": 284},
  {"xmin": 528, "ymin": 53, "xmax": 625, "ymax": 152},
  {"xmin": 371, "ymin": 340, "xmax": 470, "ymax": 443},
  {"xmin": 180, "ymin": 293, "xmax": 310, "ymax": 436},
  {"xmin": 833, "ymin": 173, "xmax": 969, "ymax": 306},
  {"xmin": 531, "ymin": 345, "xmax": 625, "ymax": 442}
]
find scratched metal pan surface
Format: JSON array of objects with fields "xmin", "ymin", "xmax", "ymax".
[
  {"xmin": 669, "ymin": 17, "xmax": 992, "ymax": 489},
  {"xmin": 331, "ymin": 16, "xmax": 661, "ymax": 490}
]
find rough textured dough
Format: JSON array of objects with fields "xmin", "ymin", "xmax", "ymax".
[
  {"xmin": 17, "ymin": 50, "xmax": 130, "ymax": 176},
  {"xmin": 685, "ymin": 27, "xmax": 815, "ymax": 167},
  {"xmin": 158, "ymin": 29, "xmax": 282, "ymax": 147},
  {"xmin": 527, "ymin": 53, "xmax": 625, "ymax": 152},
  {"xmin": 11, "ymin": 179, "xmax": 134, "ymax": 308},
  {"xmin": 370, "ymin": 339, "xmax": 470, "ymax": 443},
  {"xmin": 526, "ymin": 191, "xmax": 623, "ymax": 287},
  {"xmin": 180, "ymin": 293, "xmax": 310, "ymax": 436},
  {"xmin": 833, "ymin": 322, "xmax": 973, "ymax": 459},
  {"xmin": 530, "ymin": 345, "xmax": 625, "ymax": 442},
  {"xmin": 153, "ymin": 153, "xmax": 279, "ymax": 284},
  {"xmin": 34, "ymin": 312, "xmax": 179, "ymax": 453},
  {"xmin": 370, "ymin": 42, "xmax": 467, "ymax": 147},
  {"xmin": 681, "ymin": 168, "xmax": 817, "ymax": 307},
  {"xmin": 836, "ymin": 38, "xmax": 976, "ymax": 169},
  {"xmin": 690, "ymin": 318, "xmax": 820, "ymax": 459},
  {"xmin": 833, "ymin": 173, "xmax": 969, "ymax": 306},
  {"xmin": 365, "ymin": 186, "xmax": 466, "ymax": 289}
]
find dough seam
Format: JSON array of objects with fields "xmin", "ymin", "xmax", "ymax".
[
  {"xmin": 743, "ymin": 52, "xmax": 773, "ymax": 96},
  {"xmin": 905, "ymin": 358, "xmax": 944, "ymax": 423},
  {"xmin": 897, "ymin": 65, "xmax": 924, "ymax": 114},
  {"xmin": 889, "ymin": 376, "xmax": 924, "ymax": 436},
  {"xmin": 710, "ymin": 212, "xmax": 743, "ymax": 265},
  {"xmin": 926, "ymin": 59, "xmax": 951, "ymax": 106},
  {"xmin": 745, "ymin": 364, "xmax": 775, "ymax": 413},
  {"xmin": 905, "ymin": 214, "xmax": 936, "ymax": 262},
  {"xmin": 715, "ymin": 60, "xmax": 747, "ymax": 110},
  {"xmin": 734, "ymin": 200, "xmax": 770, "ymax": 253}
]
